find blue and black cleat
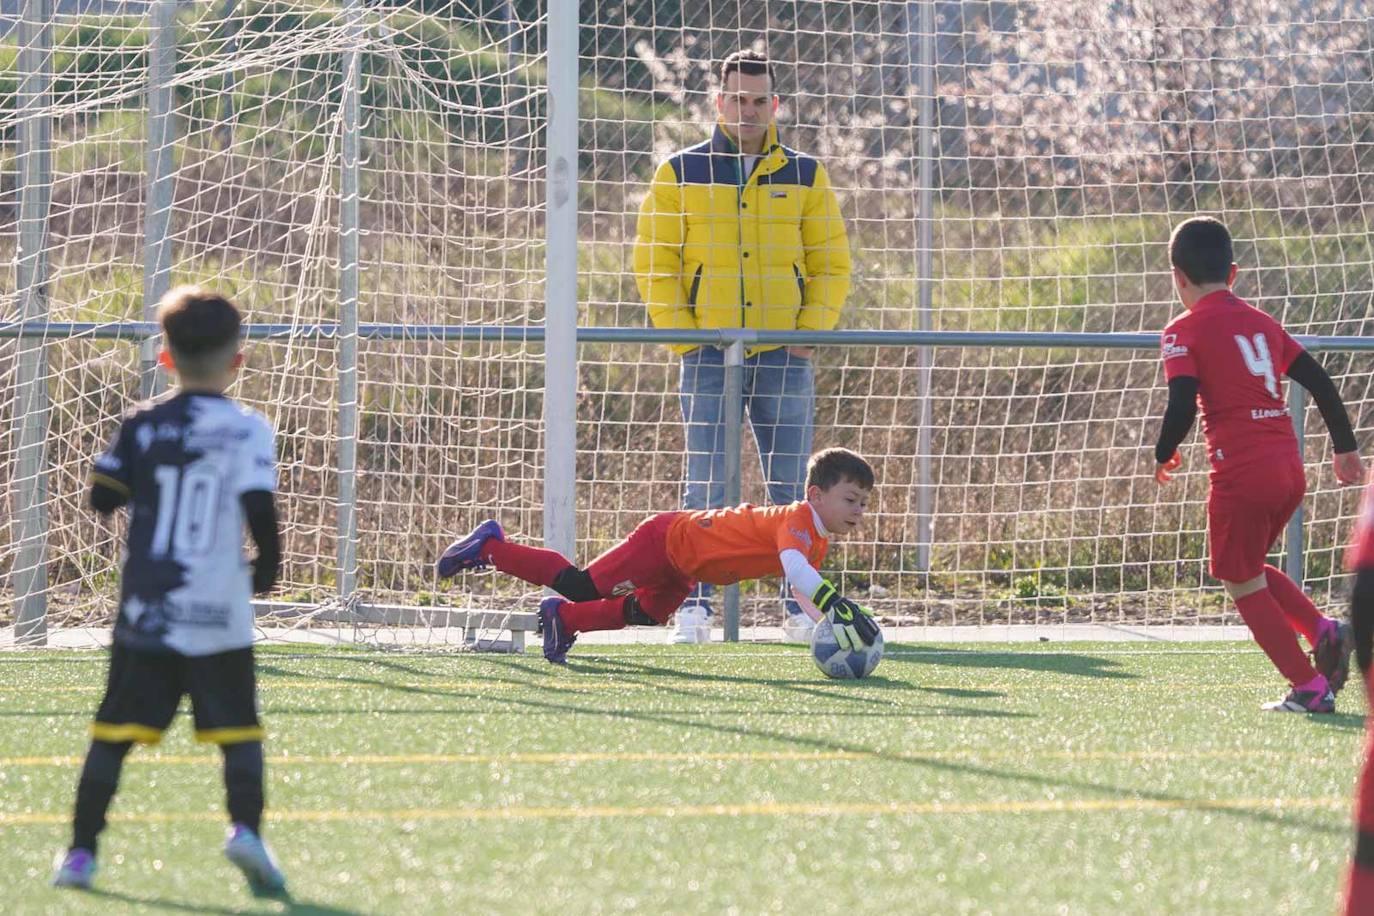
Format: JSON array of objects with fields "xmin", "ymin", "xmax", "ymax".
[
  {"xmin": 436, "ymin": 520, "xmax": 505, "ymax": 579},
  {"xmin": 539, "ymin": 596, "xmax": 577, "ymax": 665}
]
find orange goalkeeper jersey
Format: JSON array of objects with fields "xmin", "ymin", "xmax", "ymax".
[{"xmin": 665, "ymin": 502, "xmax": 830, "ymax": 586}]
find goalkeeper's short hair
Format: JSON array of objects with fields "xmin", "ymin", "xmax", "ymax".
[
  {"xmin": 806, "ymin": 448, "xmax": 875, "ymax": 491},
  {"xmin": 158, "ymin": 285, "xmax": 243, "ymax": 380}
]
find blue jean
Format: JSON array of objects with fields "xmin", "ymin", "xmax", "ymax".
[{"xmin": 678, "ymin": 346, "xmax": 816, "ymax": 615}]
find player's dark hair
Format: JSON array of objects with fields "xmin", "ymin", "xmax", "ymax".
[
  {"xmin": 158, "ymin": 285, "xmax": 243, "ymax": 379},
  {"xmin": 1169, "ymin": 217, "xmax": 1234, "ymax": 286},
  {"xmin": 720, "ymin": 49, "xmax": 774, "ymax": 88},
  {"xmin": 806, "ymin": 448, "xmax": 875, "ymax": 492}
]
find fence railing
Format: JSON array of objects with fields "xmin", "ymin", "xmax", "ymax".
[{"xmin": 7, "ymin": 321, "xmax": 1372, "ymax": 645}]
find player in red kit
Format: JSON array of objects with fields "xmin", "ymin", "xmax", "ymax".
[
  {"xmin": 1342, "ymin": 475, "xmax": 1374, "ymax": 913},
  {"xmin": 1152, "ymin": 217, "xmax": 1364, "ymax": 713}
]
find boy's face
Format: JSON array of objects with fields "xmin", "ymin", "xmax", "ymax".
[{"xmin": 807, "ymin": 479, "xmax": 870, "ymax": 535}]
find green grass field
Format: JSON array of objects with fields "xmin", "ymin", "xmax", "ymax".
[{"xmin": 1, "ymin": 642, "xmax": 1367, "ymax": 914}]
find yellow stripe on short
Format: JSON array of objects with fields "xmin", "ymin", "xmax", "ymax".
[
  {"xmin": 91, "ymin": 723, "xmax": 164, "ymax": 745},
  {"xmin": 195, "ymin": 726, "xmax": 265, "ymax": 745}
]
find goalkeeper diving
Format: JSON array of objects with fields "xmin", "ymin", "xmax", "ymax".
[{"xmin": 437, "ymin": 447, "xmax": 879, "ymax": 663}]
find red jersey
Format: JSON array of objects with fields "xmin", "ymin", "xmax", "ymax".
[{"xmin": 1160, "ymin": 290, "xmax": 1304, "ymax": 476}]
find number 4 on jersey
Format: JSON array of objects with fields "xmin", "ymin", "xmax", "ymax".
[{"xmin": 1235, "ymin": 333, "xmax": 1279, "ymax": 400}]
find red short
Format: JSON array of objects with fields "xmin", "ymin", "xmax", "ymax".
[
  {"xmin": 585, "ymin": 512, "xmax": 696, "ymax": 625},
  {"xmin": 1206, "ymin": 459, "xmax": 1305, "ymax": 582}
]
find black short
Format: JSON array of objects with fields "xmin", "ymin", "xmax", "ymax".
[{"xmin": 92, "ymin": 644, "xmax": 263, "ymax": 746}]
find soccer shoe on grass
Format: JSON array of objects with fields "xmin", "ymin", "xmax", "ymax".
[
  {"xmin": 539, "ymin": 596, "xmax": 577, "ymax": 664},
  {"xmin": 1313, "ymin": 619, "xmax": 1355, "ymax": 694},
  {"xmin": 436, "ymin": 519, "xmax": 504, "ymax": 579},
  {"xmin": 781, "ymin": 611, "xmax": 816, "ymax": 644},
  {"xmin": 1262, "ymin": 681, "xmax": 1336, "ymax": 714},
  {"xmin": 51, "ymin": 847, "xmax": 95, "ymax": 890},
  {"xmin": 671, "ymin": 605, "xmax": 710, "ymax": 644},
  {"xmin": 224, "ymin": 824, "xmax": 287, "ymax": 895}
]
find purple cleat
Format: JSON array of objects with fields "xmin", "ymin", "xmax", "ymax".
[
  {"xmin": 436, "ymin": 520, "xmax": 505, "ymax": 579},
  {"xmin": 539, "ymin": 596, "xmax": 577, "ymax": 665},
  {"xmin": 51, "ymin": 847, "xmax": 96, "ymax": 889}
]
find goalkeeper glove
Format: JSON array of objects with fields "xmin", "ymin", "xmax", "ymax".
[{"xmin": 810, "ymin": 579, "xmax": 879, "ymax": 650}]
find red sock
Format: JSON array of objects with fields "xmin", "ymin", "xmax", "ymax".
[
  {"xmin": 1263, "ymin": 564, "xmax": 1327, "ymax": 645},
  {"xmin": 1343, "ymin": 863, "xmax": 1374, "ymax": 916},
  {"xmin": 483, "ymin": 540, "xmax": 572, "ymax": 589},
  {"xmin": 559, "ymin": 598, "xmax": 627, "ymax": 634},
  {"xmin": 1233, "ymin": 589, "xmax": 1318, "ymax": 686}
]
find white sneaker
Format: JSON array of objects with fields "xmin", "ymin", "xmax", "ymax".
[
  {"xmin": 782, "ymin": 612, "xmax": 816, "ymax": 644},
  {"xmin": 224, "ymin": 824, "xmax": 287, "ymax": 894},
  {"xmin": 671, "ymin": 606, "xmax": 710, "ymax": 645}
]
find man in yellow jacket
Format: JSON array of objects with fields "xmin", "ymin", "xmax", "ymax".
[{"xmin": 633, "ymin": 50, "xmax": 852, "ymax": 644}]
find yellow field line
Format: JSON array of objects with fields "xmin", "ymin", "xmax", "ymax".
[
  {"xmin": 0, "ymin": 796, "xmax": 1345, "ymax": 827},
  {"xmin": 0, "ymin": 748, "xmax": 1298, "ymax": 768}
]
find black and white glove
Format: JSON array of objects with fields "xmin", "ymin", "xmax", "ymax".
[{"xmin": 810, "ymin": 579, "xmax": 879, "ymax": 650}]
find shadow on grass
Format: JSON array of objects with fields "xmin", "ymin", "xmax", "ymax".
[
  {"xmin": 879, "ymin": 645, "xmax": 1138, "ymax": 680},
  {"xmin": 1304, "ymin": 712, "xmax": 1367, "ymax": 732},
  {"xmin": 86, "ymin": 886, "xmax": 362, "ymax": 914}
]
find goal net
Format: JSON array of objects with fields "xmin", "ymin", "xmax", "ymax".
[{"xmin": 2, "ymin": 0, "xmax": 1372, "ymax": 647}]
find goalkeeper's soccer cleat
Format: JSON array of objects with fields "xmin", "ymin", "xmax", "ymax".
[
  {"xmin": 436, "ymin": 519, "xmax": 505, "ymax": 579},
  {"xmin": 1313, "ymin": 619, "xmax": 1355, "ymax": 694},
  {"xmin": 224, "ymin": 824, "xmax": 287, "ymax": 895},
  {"xmin": 539, "ymin": 596, "xmax": 577, "ymax": 664},
  {"xmin": 51, "ymin": 847, "xmax": 96, "ymax": 890},
  {"xmin": 1261, "ymin": 677, "xmax": 1335, "ymax": 713}
]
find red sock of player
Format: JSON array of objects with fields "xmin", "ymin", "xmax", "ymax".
[
  {"xmin": 1233, "ymin": 589, "xmax": 1318, "ymax": 686},
  {"xmin": 482, "ymin": 540, "xmax": 572, "ymax": 589},
  {"xmin": 1263, "ymin": 564, "xmax": 1326, "ymax": 646},
  {"xmin": 1343, "ymin": 863, "xmax": 1374, "ymax": 916},
  {"xmin": 558, "ymin": 598, "xmax": 627, "ymax": 634}
]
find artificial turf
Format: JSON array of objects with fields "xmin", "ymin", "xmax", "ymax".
[{"xmin": 0, "ymin": 642, "xmax": 1367, "ymax": 914}]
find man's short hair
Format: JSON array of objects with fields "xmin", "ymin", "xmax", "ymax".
[
  {"xmin": 720, "ymin": 49, "xmax": 774, "ymax": 89},
  {"xmin": 806, "ymin": 448, "xmax": 875, "ymax": 491},
  {"xmin": 1169, "ymin": 217, "xmax": 1234, "ymax": 286},
  {"xmin": 158, "ymin": 285, "xmax": 243, "ymax": 379}
]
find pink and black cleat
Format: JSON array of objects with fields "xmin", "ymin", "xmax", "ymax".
[
  {"xmin": 1313, "ymin": 618, "xmax": 1355, "ymax": 694},
  {"xmin": 1262, "ymin": 675, "xmax": 1336, "ymax": 714}
]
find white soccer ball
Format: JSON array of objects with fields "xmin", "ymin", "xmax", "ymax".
[{"xmin": 810, "ymin": 614, "xmax": 884, "ymax": 679}]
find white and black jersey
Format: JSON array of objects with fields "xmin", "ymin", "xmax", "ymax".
[{"xmin": 91, "ymin": 392, "xmax": 278, "ymax": 657}]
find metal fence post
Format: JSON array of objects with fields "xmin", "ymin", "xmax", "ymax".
[
  {"xmin": 722, "ymin": 340, "xmax": 745, "ymax": 642},
  {"xmin": 13, "ymin": 0, "xmax": 53, "ymax": 646},
  {"xmin": 542, "ymin": 1, "xmax": 579, "ymax": 560},
  {"xmin": 337, "ymin": 0, "xmax": 362, "ymax": 600},
  {"xmin": 141, "ymin": 0, "xmax": 176, "ymax": 400},
  {"xmin": 909, "ymin": 0, "xmax": 936, "ymax": 572},
  {"xmin": 1285, "ymin": 383, "xmax": 1307, "ymax": 586}
]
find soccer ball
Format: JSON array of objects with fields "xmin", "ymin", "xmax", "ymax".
[{"xmin": 810, "ymin": 614, "xmax": 884, "ymax": 679}]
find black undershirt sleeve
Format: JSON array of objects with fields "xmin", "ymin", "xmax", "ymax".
[
  {"xmin": 1285, "ymin": 350, "xmax": 1358, "ymax": 455},
  {"xmin": 88, "ymin": 481, "xmax": 128, "ymax": 515},
  {"xmin": 1153, "ymin": 376, "xmax": 1199, "ymax": 465},
  {"xmin": 1350, "ymin": 566, "xmax": 1374, "ymax": 675},
  {"xmin": 240, "ymin": 490, "xmax": 281, "ymax": 595}
]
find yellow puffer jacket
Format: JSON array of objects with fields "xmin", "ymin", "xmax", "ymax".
[{"xmin": 633, "ymin": 122, "xmax": 852, "ymax": 355}]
